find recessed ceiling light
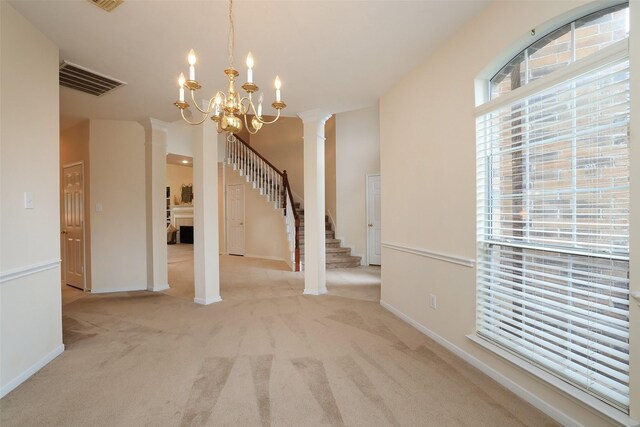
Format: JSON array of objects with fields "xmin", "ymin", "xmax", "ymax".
[{"xmin": 181, "ymin": 160, "xmax": 189, "ymax": 164}]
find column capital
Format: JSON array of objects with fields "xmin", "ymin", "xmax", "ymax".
[
  {"xmin": 140, "ymin": 117, "xmax": 170, "ymax": 134},
  {"xmin": 140, "ymin": 118, "xmax": 169, "ymax": 147},
  {"xmin": 297, "ymin": 109, "xmax": 332, "ymax": 125}
]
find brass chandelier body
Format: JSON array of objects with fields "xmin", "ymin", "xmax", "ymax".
[{"xmin": 173, "ymin": 0, "xmax": 286, "ymax": 134}]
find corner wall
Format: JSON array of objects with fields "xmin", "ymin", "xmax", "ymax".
[
  {"xmin": 335, "ymin": 105, "xmax": 380, "ymax": 263},
  {"xmin": 380, "ymin": 1, "xmax": 638, "ymax": 425},
  {"xmin": 89, "ymin": 120, "xmax": 147, "ymax": 293},
  {"xmin": 225, "ymin": 168, "xmax": 290, "ymax": 263},
  {"xmin": 0, "ymin": 1, "xmax": 63, "ymax": 397},
  {"xmin": 325, "ymin": 117, "xmax": 337, "ymax": 227}
]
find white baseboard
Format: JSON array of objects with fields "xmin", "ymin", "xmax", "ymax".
[
  {"xmin": 0, "ymin": 344, "xmax": 65, "ymax": 399},
  {"xmin": 194, "ymin": 295, "xmax": 222, "ymax": 305},
  {"xmin": 150, "ymin": 283, "xmax": 170, "ymax": 292},
  {"xmin": 90, "ymin": 286, "xmax": 147, "ymax": 294},
  {"xmin": 379, "ymin": 300, "xmax": 580, "ymax": 427}
]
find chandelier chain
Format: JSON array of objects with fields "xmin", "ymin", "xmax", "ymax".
[{"xmin": 228, "ymin": 0, "xmax": 234, "ymax": 68}]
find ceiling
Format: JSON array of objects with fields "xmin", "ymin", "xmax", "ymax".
[
  {"xmin": 9, "ymin": 0, "xmax": 489, "ymax": 130},
  {"xmin": 167, "ymin": 153, "xmax": 192, "ymax": 167}
]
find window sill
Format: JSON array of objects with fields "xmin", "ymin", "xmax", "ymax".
[{"xmin": 466, "ymin": 334, "xmax": 638, "ymax": 427}]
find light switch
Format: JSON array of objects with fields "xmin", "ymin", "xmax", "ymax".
[
  {"xmin": 24, "ymin": 192, "xmax": 34, "ymax": 209},
  {"xmin": 95, "ymin": 203, "xmax": 103, "ymax": 212}
]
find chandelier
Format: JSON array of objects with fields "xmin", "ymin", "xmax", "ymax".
[{"xmin": 173, "ymin": 0, "xmax": 286, "ymax": 134}]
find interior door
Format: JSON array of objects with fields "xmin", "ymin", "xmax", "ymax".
[
  {"xmin": 226, "ymin": 184, "xmax": 245, "ymax": 255},
  {"xmin": 367, "ymin": 174, "xmax": 381, "ymax": 265},
  {"xmin": 62, "ymin": 163, "xmax": 85, "ymax": 290}
]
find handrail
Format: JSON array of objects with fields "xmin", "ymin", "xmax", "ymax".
[
  {"xmin": 235, "ymin": 135, "xmax": 283, "ymax": 179},
  {"xmin": 233, "ymin": 135, "xmax": 301, "ymax": 271}
]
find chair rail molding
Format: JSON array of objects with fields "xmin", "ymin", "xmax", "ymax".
[
  {"xmin": 381, "ymin": 242, "xmax": 475, "ymax": 268},
  {"xmin": 0, "ymin": 259, "xmax": 61, "ymax": 285}
]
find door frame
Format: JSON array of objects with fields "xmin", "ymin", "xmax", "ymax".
[
  {"xmin": 366, "ymin": 173, "xmax": 381, "ymax": 266},
  {"xmin": 226, "ymin": 183, "xmax": 245, "ymax": 256},
  {"xmin": 62, "ymin": 161, "xmax": 87, "ymax": 291}
]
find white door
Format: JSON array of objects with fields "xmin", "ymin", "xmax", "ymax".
[
  {"xmin": 226, "ymin": 184, "xmax": 245, "ymax": 255},
  {"xmin": 62, "ymin": 163, "xmax": 86, "ymax": 290},
  {"xmin": 367, "ymin": 174, "xmax": 381, "ymax": 265}
]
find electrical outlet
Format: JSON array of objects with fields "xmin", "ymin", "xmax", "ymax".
[{"xmin": 429, "ymin": 294, "xmax": 437, "ymax": 309}]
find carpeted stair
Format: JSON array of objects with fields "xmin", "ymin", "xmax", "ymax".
[{"xmin": 296, "ymin": 207, "xmax": 361, "ymax": 269}]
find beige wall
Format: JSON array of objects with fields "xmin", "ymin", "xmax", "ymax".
[
  {"xmin": 335, "ymin": 105, "xmax": 380, "ymax": 263},
  {"xmin": 249, "ymin": 116, "xmax": 304, "ymax": 200},
  {"xmin": 325, "ymin": 117, "xmax": 336, "ymax": 227},
  {"xmin": 89, "ymin": 120, "xmax": 147, "ymax": 293},
  {"xmin": 167, "ymin": 120, "xmax": 193, "ymax": 157},
  {"xmin": 60, "ymin": 121, "xmax": 92, "ymax": 290},
  {"xmin": 167, "ymin": 163, "xmax": 193, "ymax": 206},
  {"xmin": 225, "ymin": 168, "xmax": 290, "ymax": 263},
  {"xmin": 0, "ymin": 1, "xmax": 63, "ymax": 396},
  {"xmin": 380, "ymin": 1, "xmax": 638, "ymax": 425}
]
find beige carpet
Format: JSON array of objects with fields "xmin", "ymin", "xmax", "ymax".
[{"xmin": 0, "ymin": 246, "xmax": 558, "ymax": 427}]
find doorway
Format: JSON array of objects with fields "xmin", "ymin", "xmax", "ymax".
[
  {"xmin": 367, "ymin": 173, "xmax": 381, "ymax": 265},
  {"xmin": 226, "ymin": 183, "xmax": 245, "ymax": 256},
  {"xmin": 62, "ymin": 163, "xmax": 86, "ymax": 290}
]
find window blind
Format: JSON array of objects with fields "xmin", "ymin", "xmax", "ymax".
[{"xmin": 476, "ymin": 52, "xmax": 630, "ymax": 411}]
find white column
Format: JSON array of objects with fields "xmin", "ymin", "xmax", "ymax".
[
  {"xmin": 298, "ymin": 110, "xmax": 332, "ymax": 295},
  {"xmin": 192, "ymin": 120, "xmax": 222, "ymax": 305},
  {"xmin": 141, "ymin": 118, "xmax": 169, "ymax": 292}
]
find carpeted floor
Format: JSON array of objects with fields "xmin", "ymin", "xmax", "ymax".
[{"xmin": 0, "ymin": 246, "xmax": 558, "ymax": 426}]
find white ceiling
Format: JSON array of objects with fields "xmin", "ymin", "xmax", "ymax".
[{"xmin": 9, "ymin": 0, "xmax": 488, "ymax": 130}]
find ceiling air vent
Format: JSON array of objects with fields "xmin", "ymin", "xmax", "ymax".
[
  {"xmin": 59, "ymin": 61, "xmax": 126, "ymax": 97},
  {"xmin": 88, "ymin": 0, "xmax": 123, "ymax": 12}
]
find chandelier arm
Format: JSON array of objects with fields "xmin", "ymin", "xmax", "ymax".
[
  {"xmin": 238, "ymin": 95, "xmax": 257, "ymax": 116},
  {"xmin": 255, "ymin": 109, "xmax": 281, "ymax": 125},
  {"xmin": 242, "ymin": 113, "xmax": 260, "ymax": 135},
  {"xmin": 188, "ymin": 90, "xmax": 216, "ymax": 115},
  {"xmin": 180, "ymin": 109, "xmax": 210, "ymax": 126}
]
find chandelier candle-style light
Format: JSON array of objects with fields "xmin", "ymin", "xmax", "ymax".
[{"xmin": 173, "ymin": 0, "xmax": 286, "ymax": 134}]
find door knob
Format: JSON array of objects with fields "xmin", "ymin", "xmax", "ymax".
[
  {"xmin": 240, "ymin": 222, "xmax": 244, "ymax": 225},
  {"xmin": 61, "ymin": 230, "xmax": 68, "ymax": 234},
  {"xmin": 368, "ymin": 224, "xmax": 373, "ymax": 227}
]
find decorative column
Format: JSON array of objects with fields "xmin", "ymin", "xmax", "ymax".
[
  {"xmin": 298, "ymin": 110, "xmax": 332, "ymax": 295},
  {"xmin": 192, "ymin": 118, "xmax": 222, "ymax": 305},
  {"xmin": 141, "ymin": 118, "xmax": 169, "ymax": 292}
]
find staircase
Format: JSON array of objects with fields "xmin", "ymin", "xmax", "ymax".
[
  {"xmin": 225, "ymin": 134, "xmax": 361, "ymax": 271},
  {"xmin": 297, "ymin": 207, "xmax": 361, "ymax": 269}
]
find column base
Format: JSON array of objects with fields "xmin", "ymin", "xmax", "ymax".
[
  {"xmin": 194, "ymin": 296, "xmax": 222, "ymax": 305},
  {"xmin": 303, "ymin": 288, "xmax": 327, "ymax": 296}
]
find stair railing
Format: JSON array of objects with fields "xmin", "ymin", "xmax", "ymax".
[{"xmin": 225, "ymin": 134, "xmax": 301, "ymax": 271}]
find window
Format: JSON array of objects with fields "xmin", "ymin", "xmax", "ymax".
[{"xmin": 476, "ymin": 4, "xmax": 630, "ymax": 413}]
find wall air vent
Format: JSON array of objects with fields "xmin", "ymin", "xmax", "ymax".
[
  {"xmin": 88, "ymin": 0, "xmax": 123, "ymax": 12},
  {"xmin": 59, "ymin": 61, "xmax": 126, "ymax": 97}
]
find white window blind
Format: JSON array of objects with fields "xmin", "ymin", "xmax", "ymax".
[{"xmin": 476, "ymin": 47, "xmax": 630, "ymax": 412}]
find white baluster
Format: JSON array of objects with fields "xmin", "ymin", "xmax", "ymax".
[
  {"xmin": 247, "ymin": 149, "xmax": 251, "ymax": 183},
  {"xmin": 252, "ymin": 152, "xmax": 257, "ymax": 188},
  {"xmin": 260, "ymin": 159, "xmax": 265, "ymax": 195},
  {"xmin": 269, "ymin": 168, "xmax": 274, "ymax": 202},
  {"xmin": 277, "ymin": 175, "xmax": 281, "ymax": 209}
]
